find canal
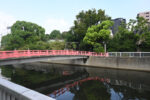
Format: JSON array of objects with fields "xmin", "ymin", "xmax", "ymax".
[{"xmin": 0, "ymin": 63, "xmax": 150, "ymax": 100}]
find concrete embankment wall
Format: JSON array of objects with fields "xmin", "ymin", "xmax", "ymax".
[{"xmin": 43, "ymin": 56, "xmax": 150, "ymax": 72}]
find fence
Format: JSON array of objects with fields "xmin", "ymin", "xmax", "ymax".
[
  {"xmin": 1, "ymin": 50, "xmax": 150, "ymax": 60},
  {"xmin": 0, "ymin": 50, "xmax": 108, "ymax": 59},
  {"xmin": 0, "ymin": 78, "xmax": 54, "ymax": 100},
  {"xmin": 108, "ymin": 52, "xmax": 150, "ymax": 57}
]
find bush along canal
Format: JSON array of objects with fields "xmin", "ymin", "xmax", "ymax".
[{"xmin": 0, "ymin": 63, "xmax": 150, "ymax": 100}]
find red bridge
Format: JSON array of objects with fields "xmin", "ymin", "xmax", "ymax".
[
  {"xmin": 49, "ymin": 76, "xmax": 110, "ymax": 98},
  {"xmin": 0, "ymin": 50, "xmax": 108, "ymax": 60}
]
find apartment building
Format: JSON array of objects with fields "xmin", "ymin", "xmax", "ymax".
[
  {"xmin": 111, "ymin": 18, "xmax": 126, "ymax": 35},
  {"xmin": 137, "ymin": 11, "xmax": 150, "ymax": 22}
]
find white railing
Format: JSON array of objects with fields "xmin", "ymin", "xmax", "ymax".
[
  {"xmin": 108, "ymin": 52, "xmax": 150, "ymax": 57},
  {"xmin": 0, "ymin": 78, "xmax": 55, "ymax": 100}
]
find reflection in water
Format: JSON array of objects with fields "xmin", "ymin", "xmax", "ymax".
[
  {"xmin": 46, "ymin": 65, "xmax": 150, "ymax": 100},
  {"xmin": 71, "ymin": 79, "xmax": 110, "ymax": 100},
  {"xmin": 49, "ymin": 77, "xmax": 109, "ymax": 99},
  {"xmin": 1, "ymin": 63, "xmax": 150, "ymax": 100},
  {"xmin": 0, "ymin": 68, "xmax": 10, "ymax": 80}
]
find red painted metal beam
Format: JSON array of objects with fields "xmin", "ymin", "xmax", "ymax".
[{"xmin": 0, "ymin": 50, "xmax": 109, "ymax": 59}]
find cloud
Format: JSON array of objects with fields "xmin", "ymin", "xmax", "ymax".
[
  {"xmin": 0, "ymin": 12, "xmax": 16, "ymax": 39},
  {"xmin": 0, "ymin": 12, "xmax": 72, "ymax": 39},
  {"xmin": 43, "ymin": 18, "xmax": 72, "ymax": 34},
  {"xmin": 0, "ymin": 12, "xmax": 16, "ymax": 44}
]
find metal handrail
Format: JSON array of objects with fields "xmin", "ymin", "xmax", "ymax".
[
  {"xmin": 0, "ymin": 50, "xmax": 108, "ymax": 59},
  {"xmin": 108, "ymin": 52, "xmax": 150, "ymax": 57}
]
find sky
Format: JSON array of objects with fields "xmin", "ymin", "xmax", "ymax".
[{"xmin": 0, "ymin": 0, "xmax": 150, "ymax": 37}]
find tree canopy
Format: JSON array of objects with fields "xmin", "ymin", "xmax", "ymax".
[
  {"xmin": 1, "ymin": 21, "xmax": 46, "ymax": 50},
  {"xmin": 107, "ymin": 17, "xmax": 150, "ymax": 52},
  {"xmin": 83, "ymin": 20, "xmax": 113, "ymax": 52},
  {"xmin": 64, "ymin": 9, "xmax": 111, "ymax": 50},
  {"xmin": 108, "ymin": 24, "xmax": 139, "ymax": 52},
  {"xmin": 1, "ymin": 9, "xmax": 150, "ymax": 52},
  {"xmin": 49, "ymin": 30, "xmax": 62, "ymax": 39}
]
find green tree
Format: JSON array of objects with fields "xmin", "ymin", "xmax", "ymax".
[
  {"xmin": 49, "ymin": 30, "xmax": 62, "ymax": 39},
  {"xmin": 1, "ymin": 21, "xmax": 46, "ymax": 50},
  {"xmin": 49, "ymin": 41, "xmax": 65, "ymax": 50},
  {"xmin": 19, "ymin": 41, "xmax": 51, "ymax": 50},
  {"xmin": 135, "ymin": 17, "xmax": 150, "ymax": 51},
  {"xmin": 108, "ymin": 25, "xmax": 139, "ymax": 52},
  {"xmin": 65, "ymin": 9, "xmax": 111, "ymax": 51},
  {"xmin": 71, "ymin": 80, "xmax": 110, "ymax": 100},
  {"xmin": 108, "ymin": 17, "xmax": 150, "ymax": 52},
  {"xmin": 140, "ymin": 31, "xmax": 150, "ymax": 51},
  {"xmin": 83, "ymin": 20, "xmax": 113, "ymax": 52}
]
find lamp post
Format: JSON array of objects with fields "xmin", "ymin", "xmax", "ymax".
[{"xmin": 103, "ymin": 41, "xmax": 107, "ymax": 53}]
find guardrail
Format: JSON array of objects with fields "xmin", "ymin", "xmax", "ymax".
[
  {"xmin": 0, "ymin": 50, "xmax": 108, "ymax": 59},
  {"xmin": 0, "ymin": 78, "xmax": 55, "ymax": 100},
  {"xmin": 108, "ymin": 52, "xmax": 150, "ymax": 57},
  {"xmin": 1, "ymin": 50, "xmax": 150, "ymax": 59}
]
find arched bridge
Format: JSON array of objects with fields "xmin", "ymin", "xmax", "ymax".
[{"xmin": 0, "ymin": 50, "xmax": 108, "ymax": 65}]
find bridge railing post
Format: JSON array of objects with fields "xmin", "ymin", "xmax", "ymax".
[
  {"xmin": 27, "ymin": 49, "xmax": 31, "ymax": 57},
  {"xmin": 38, "ymin": 50, "xmax": 41, "ymax": 56},
  {"xmin": 140, "ymin": 52, "xmax": 141, "ymax": 58},
  {"xmin": 13, "ymin": 50, "xmax": 18, "ymax": 58},
  {"xmin": 105, "ymin": 53, "xmax": 109, "ymax": 57},
  {"xmin": 53, "ymin": 50, "xmax": 56, "ymax": 55},
  {"xmin": 46, "ymin": 50, "xmax": 48, "ymax": 55},
  {"xmin": 66, "ymin": 50, "xmax": 69, "ymax": 55}
]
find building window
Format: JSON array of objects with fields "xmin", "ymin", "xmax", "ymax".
[
  {"xmin": 146, "ymin": 16, "xmax": 149, "ymax": 17},
  {"xmin": 146, "ymin": 12, "xmax": 149, "ymax": 14}
]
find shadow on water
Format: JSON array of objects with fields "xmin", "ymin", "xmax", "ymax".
[{"xmin": 0, "ymin": 63, "xmax": 150, "ymax": 100}]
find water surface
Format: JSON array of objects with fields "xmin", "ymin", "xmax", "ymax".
[{"xmin": 1, "ymin": 63, "xmax": 150, "ymax": 100}]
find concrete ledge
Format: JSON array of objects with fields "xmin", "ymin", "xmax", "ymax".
[{"xmin": 0, "ymin": 78, "xmax": 55, "ymax": 100}]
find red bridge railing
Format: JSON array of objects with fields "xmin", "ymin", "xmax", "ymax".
[
  {"xmin": 49, "ymin": 77, "xmax": 110, "ymax": 98},
  {"xmin": 0, "ymin": 50, "xmax": 109, "ymax": 59}
]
